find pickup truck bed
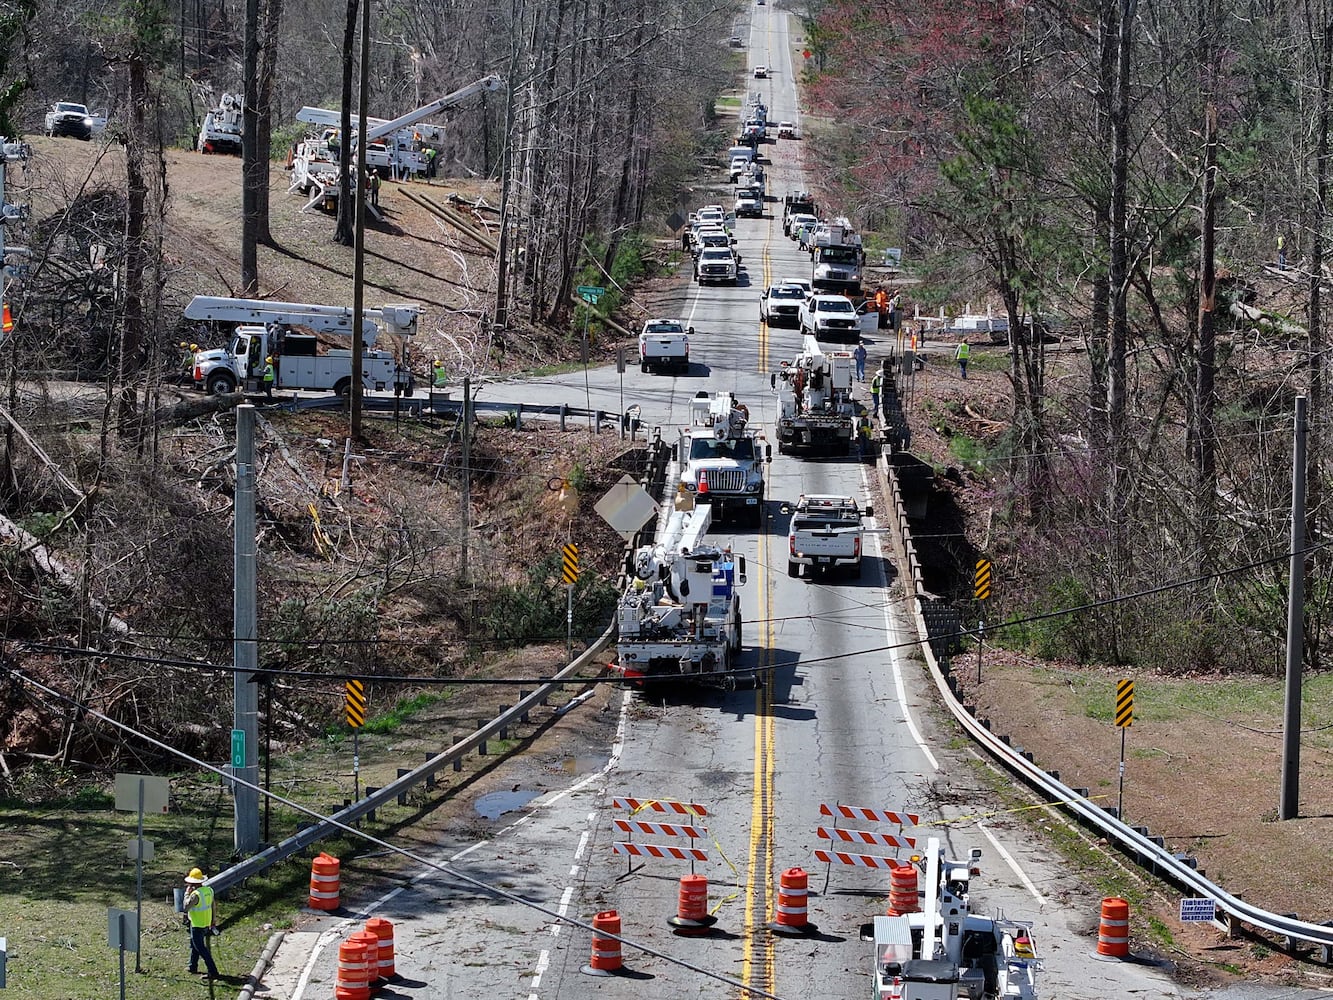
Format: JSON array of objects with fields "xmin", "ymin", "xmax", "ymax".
[{"xmin": 786, "ymin": 495, "xmax": 871, "ymax": 579}]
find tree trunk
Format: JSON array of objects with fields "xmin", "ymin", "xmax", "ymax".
[
  {"xmin": 1194, "ymin": 102, "xmax": 1218, "ymax": 570},
  {"xmin": 240, "ymin": 0, "xmax": 261, "ymax": 292},
  {"xmin": 119, "ymin": 51, "xmax": 148, "ymax": 433},
  {"xmin": 253, "ymin": 0, "xmax": 285, "ymax": 246},
  {"xmin": 1107, "ymin": 0, "xmax": 1134, "ymax": 584},
  {"xmin": 334, "ymin": 0, "xmax": 358, "ymax": 247}
]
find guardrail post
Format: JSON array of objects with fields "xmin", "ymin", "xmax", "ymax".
[
  {"xmin": 560, "ymin": 404, "xmax": 568, "ymax": 431},
  {"xmin": 596, "ymin": 409, "xmax": 604, "ymax": 433},
  {"xmin": 498, "ymin": 708, "xmax": 509, "ymax": 740},
  {"xmin": 516, "ymin": 404, "xmax": 523, "ymax": 430},
  {"xmin": 397, "ymin": 769, "xmax": 409, "ymax": 805},
  {"xmin": 366, "ymin": 789, "xmax": 379, "ymax": 821},
  {"xmin": 424, "ymin": 757, "xmax": 436, "ymax": 791},
  {"xmin": 519, "ymin": 693, "xmax": 530, "ymax": 723}
]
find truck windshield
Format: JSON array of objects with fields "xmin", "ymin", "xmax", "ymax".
[
  {"xmin": 691, "ymin": 437, "xmax": 755, "ymax": 461},
  {"xmin": 818, "ymin": 246, "xmax": 860, "ymax": 264}
]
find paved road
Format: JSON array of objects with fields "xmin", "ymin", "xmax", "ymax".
[{"xmin": 247, "ymin": 8, "xmax": 1332, "ymax": 1000}]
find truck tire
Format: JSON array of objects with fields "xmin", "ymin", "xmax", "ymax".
[
  {"xmin": 639, "ymin": 360, "xmax": 648, "ymax": 373},
  {"xmin": 205, "ymin": 371, "xmax": 237, "ymax": 395},
  {"xmin": 787, "ymin": 560, "xmax": 799, "ymax": 578},
  {"xmin": 333, "ymin": 377, "xmax": 352, "ymax": 397},
  {"xmin": 851, "ymin": 559, "xmax": 862, "ymax": 580}
]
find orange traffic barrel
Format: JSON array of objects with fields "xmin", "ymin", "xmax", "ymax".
[
  {"xmin": 887, "ymin": 864, "xmax": 920, "ymax": 915},
  {"xmin": 309, "ymin": 852, "xmax": 341, "ymax": 911},
  {"xmin": 668, "ymin": 874, "xmax": 718, "ymax": 934},
  {"xmin": 364, "ymin": 917, "xmax": 396, "ymax": 981},
  {"xmin": 768, "ymin": 866, "xmax": 818, "ymax": 936},
  {"xmin": 333, "ymin": 936, "xmax": 371, "ymax": 1000},
  {"xmin": 581, "ymin": 910, "xmax": 625, "ymax": 976},
  {"xmin": 1096, "ymin": 897, "xmax": 1131, "ymax": 957}
]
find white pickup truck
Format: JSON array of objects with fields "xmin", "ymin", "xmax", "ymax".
[
  {"xmin": 785, "ymin": 494, "xmax": 873, "ymax": 579},
  {"xmin": 639, "ymin": 318, "xmax": 691, "ymax": 373}
]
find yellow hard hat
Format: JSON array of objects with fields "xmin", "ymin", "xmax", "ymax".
[
  {"xmin": 185, "ymin": 867, "xmax": 206, "ymax": 884},
  {"xmin": 433, "ymin": 359, "xmax": 442, "ymax": 366},
  {"xmin": 190, "ymin": 343, "xmax": 199, "ymax": 351},
  {"xmin": 265, "ymin": 356, "xmax": 273, "ymax": 363},
  {"xmin": 179, "ymin": 341, "xmax": 188, "ymax": 348}
]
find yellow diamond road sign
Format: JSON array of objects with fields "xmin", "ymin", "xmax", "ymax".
[{"xmin": 595, "ymin": 474, "xmax": 660, "ymax": 542}]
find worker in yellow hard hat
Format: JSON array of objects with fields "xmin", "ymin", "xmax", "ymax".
[
  {"xmin": 182, "ymin": 867, "xmax": 220, "ymax": 979},
  {"xmin": 432, "ymin": 359, "xmax": 448, "ymax": 388},
  {"xmin": 262, "ymin": 355, "xmax": 275, "ymax": 400}
]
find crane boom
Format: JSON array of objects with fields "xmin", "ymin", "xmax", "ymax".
[
  {"xmin": 366, "ymin": 75, "xmax": 504, "ymax": 141},
  {"xmin": 182, "ymin": 295, "xmax": 420, "ymax": 345}
]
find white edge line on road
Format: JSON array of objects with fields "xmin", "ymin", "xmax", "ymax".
[
  {"xmin": 978, "ymin": 821, "xmax": 1048, "ymax": 908},
  {"xmin": 527, "ymin": 947, "xmax": 552, "ymax": 998},
  {"xmin": 864, "ymin": 463, "xmax": 939, "ymax": 773},
  {"xmin": 295, "ymin": 664, "xmax": 635, "ymax": 1000}
]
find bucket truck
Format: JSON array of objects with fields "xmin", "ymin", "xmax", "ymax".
[
  {"xmin": 770, "ymin": 335, "xmax": 859, "ymax": 455},
  {"xmin": 197, "ymin": 93, "xmax": 242, "ymax": 155},
  {"xmin": 676, "ymin": 391, "xmax": 771, "ymax": 526},
  {"xmin": 613, "ymin": 503, "xmax": 753, "ymax": 689},
  {"xmin": 869, "ymin": 838, "xmax": 1040, "ymax": 1000},
  {"xmin": 289, "ymin": 75, "xmax": 503, "ymax": 212},
  {"xmin": 182, "ymin": 296, "xmax": 419, "ymax": 397}
]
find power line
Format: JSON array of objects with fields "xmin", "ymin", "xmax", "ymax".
[{"xmin": 5, "ymin": 665, "xmax": 787, "ymax": 1000}]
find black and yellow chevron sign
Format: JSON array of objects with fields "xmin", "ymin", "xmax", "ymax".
[
  {"xmin": 345, "ymin": 679, "xmax": 366, "ymax": 728},
  {"xmin": 974, "ymin": 558, "xmax": 992, "ymax": 601},
  {"xmin": 561, "ymin": 542, "xmax": 580, "ymax": 585},
  {"xmin": 1115, "ymin": 679, "xmax": 1134, "ymax": 728}
]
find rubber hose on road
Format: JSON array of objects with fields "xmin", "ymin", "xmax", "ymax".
[{"xmin": 235, "ymin": 929, "xmax": 286, "ymax": 1000}]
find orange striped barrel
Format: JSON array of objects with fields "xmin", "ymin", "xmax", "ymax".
[
  {"xmin": 1097, "ymin": 897, "xmax": 1130, "ymax": 957},
  {"xmin": 308, "ymin": 852, "xmax": 341, "ymax": 911}
]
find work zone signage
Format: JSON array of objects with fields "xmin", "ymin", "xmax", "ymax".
[{"xmin": 345, "ymin": 679, "xmax": 367, "ymax": 728}]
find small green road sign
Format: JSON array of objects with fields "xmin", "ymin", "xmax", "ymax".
[
  {"xmin": 230, "ymin": 729, "xmax": 245, "ymax": 769},
  {"xmin": 576, "ymin": 284, "xmax": 605, "ymax": 304}
]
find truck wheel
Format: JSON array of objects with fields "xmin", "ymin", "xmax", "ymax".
[
  {"xmin": 639, "ymin": 360, "xmax": 648, "ymax": 373},
  {"xmin": 787, "ymin": 560, "xmax": 799, "ymax": 578},
  {"xmin": 205, "ymin": 371, "xmax": 237, "ymax": 395},
  {"xmin": 852, "ymin": 560, "xmax": 862, "ymax": 580},
  {"xmin": 333, "ymin": 377, "xmax": 352, "ymax": 397}
]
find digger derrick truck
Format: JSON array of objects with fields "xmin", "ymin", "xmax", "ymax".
[
  {"xmin": 613, "ymin": 503, "xmax": 754, "ymax": 689},
  {"xmin": 676, "ymin": 391, "xmax": 771, "ymax": 526},
  {"xmin": 197, "ymin": 92, "xmax": 242, "ymax": 154},
  {"xmin": 770, "ymin": 335, "xmax": 858, "ymax": 455},
  {"xmin": 290, "ymin": 74, "xmax": 503, "ymax": 211},
  {"xmin": 182, "ymin": 296, "xmax": 419, "ymax": 397}
]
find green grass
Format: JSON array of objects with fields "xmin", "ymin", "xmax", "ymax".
[{"xmin": 0, "ymin": 686, "xmax": 523, "ymax": 999}]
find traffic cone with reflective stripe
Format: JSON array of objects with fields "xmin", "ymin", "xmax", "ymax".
[
  {"xmin": 668, "ymin": 874, "xmax": 718, "ymax": 934},
  {"xmin": 768, "ymin": 866, "xmax": 818, "ymax": 936}
]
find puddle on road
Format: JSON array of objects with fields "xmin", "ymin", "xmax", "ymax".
[{"xmin": 474, "ymin": 788, "xmax": 541, "ymax": 820}]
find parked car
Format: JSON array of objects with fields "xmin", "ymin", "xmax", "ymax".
[
  {"xmin": 778, "ymin": 121, "xmax": 797, "ymax": 139},
  {"xmin": 760, "ymin": 284, "xmax": 807, "ymax": 326},
  {"xmin": 729, "ymin": 35, "xmax": 744, "ymax": 47}
]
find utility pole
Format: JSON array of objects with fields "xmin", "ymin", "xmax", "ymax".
[
  {"xmin": 349, "ymin": 0, "xmax": 371, "ymax": 440},
  {"xmin": 233, "ymin": 405, "xmax": 260, "ymax": 853},
  {"xmin": 1280, "ymin": 395, "xmax": 1307, "ymax": 820}
]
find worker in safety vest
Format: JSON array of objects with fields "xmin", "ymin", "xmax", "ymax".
[
  {"xmin": 177, "ymin": 341, "xmax": 193, "ymax": 385},
  {"xmin": 954, "ymin": 340, "xmax": 970, "ymax": 379},
  {"xmin": 263, "ymin": 356, "xmax": 276, "ymax": 399},
  {"xmin": 183, "ymin": 867, "xmax": 220, "ymax": 979},
  {"xmin": 424, "ymin": 146, "xmax": 437, "ymax": 179},
  {"xmin": 870, "ymin": 368, "xmax": 883, "ymax": 417},
  {"xmin": 432, "ymin": 359, "xmax": 448, "ymax": 388}
]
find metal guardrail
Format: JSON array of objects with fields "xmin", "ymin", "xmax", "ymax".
[
  {"xmin": 290, "ymin": 391, "xmax": 641, "ymax": 434},
  {"xmin": 208, "ymin": 626, "xmax": 616, "ymax": 896},
  {"xmin": 208, "ymin": 430, "xmax": 674, "ymax": 897},
  {"xmin": 880, "ymin": 453, "xmax": 1333, "ymax": 962}
]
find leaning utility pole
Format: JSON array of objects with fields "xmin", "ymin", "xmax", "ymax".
[
  {"xmin": 233, "ymin": 405, "xmax": 260, "ymax": 853},
  {"xmin": 1280, "ymin": 395, "xmax": 1307, "ymax": 820}
]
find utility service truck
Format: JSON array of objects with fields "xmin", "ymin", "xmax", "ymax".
[
  {"xmin": 771, "ymin": 335, "xmax": 859, "ymax": 455},
  {"xmin": 868, "ymin": 838, "xmax": 1039, "ymax": 1000},
  {"xmin": 613, "ymin": 502, "xmax": 753, "ymax": 689},
  {"xmin": 290, "ymin": 74, "xmax": 503, "ymax": 211},
  {"xmin": 810, "ymin": 217, "xmax": 865, "ymax": 295},
  {"xmin": 785, "ymin": 494, "xmax": 873, "ymax": 579},
  {"xmin": 183, "ymin": 296, "xmax": 419, "ymax": 397},
  {"xmin": 677, "ymin": 391, "xmax": 771, "ymax": 525},
  {"xmin": 197, "ymin": 93, "xmax": 242, "ymax": 154}
]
